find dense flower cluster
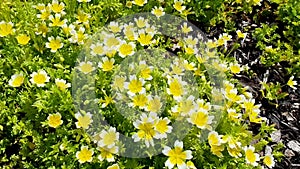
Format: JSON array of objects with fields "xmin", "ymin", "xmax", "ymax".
[{"xmin": 1, "ymin": 0, "xmax": 294, "ymax": 168}]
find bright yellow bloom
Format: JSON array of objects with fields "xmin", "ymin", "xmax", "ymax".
[
  {"xmin": 124, "ymin": 75, "xmax": 145, "ymax": 96},
  {"xmin": 0, "ymin": 21, "xmax": 14, "ymax": 37},
  {"xmin": 47, "ymin": 113, "xmax": 63, "ymax": 128},
  {"xmin": 131, "ymin": 94, "xmax": 148, "ymax": 108},
  {"xmin": 162, "ymin": 140, "xmax": 193, "ymax": 169},
  {"xmin": 90, "ymin": 43, "xmax": 105, "ymax": 56},
  {"xmin": 188, "ymin": 110, "xmax": 214, "ymax": 130},
  {"xmin": 137, "ymin": 32, "xmax": 153, "ymax": 46},
  {"xmin": 132, "ymin": 113, "xmax": 157, "ymax": 147},
  {"xmin": 77, "ymin": 0, "xmax": 91, "ymax": 2},
  {"xmin": 75, "ymin": 112, "xmax": 93, "ymax": 129},
  {"xmin": 173, "ymin": 0, "xmax": 186, "ymax": 12},
  {"xmin": 154, "ymin": 117, "xmax": 172, "ymax": 138},
  {"xmin": 236, "ymin": 30, "xmax": 246, "ymax": 39},
  {"xmin": 167, "ymin": 76, "xmax": 186, "ymax": 100},
  {"xmin": 76, "ymin": 11, "xmax": 90, "ymax": 24},
  {"xmin": 208, "ymin": 131, "xmax": 223, "ymax": 146},
  {"xmin": 50, "ymin": 0, "xmax": 65, "ymax": 14},
  {"xmin": 46, "ymin": 36, "xmax": 63, "ymax": 52},
  {"xmin": 133, "ymin": 0, "xmax": 147, "ymax": 7},
  {"xmin": 9, "ymin": 73, "xmax": 24, "ymax": 87},
  {"xmin": 55, "ymin": 78, "xmax": 71, "ymax": 90},
  {"xmin": 118, "ymin": 42, "xmax": 135, "ymax": 58},
  {"xmin": 35, "ymin": 22, "xmax": 49, "ymax": 37},
  {"xmin": 210, "ymin": 144, "xmax": 225, "ymax": 157},
  {"xmin": 287, "ymin": 76, "xmax": 297, "ymax": 90},
  {"xmin": 49, "ymin": 14, "xmax": 66, "ymax": 27},
  {"xmin": 30, "ymin": 70, "xmax": 50, "ymax": 87},
  {"xmin": 263, "ymin": 154, "xmax": 275, "ymax": 168},
  {"xmin": 244, "ymin": 146, "xmax": 260, "ymax": 166},
  {"xmin": 16, "ymin": 34, "xmax": 30, "ymax": 45},
  {"xmin": 37, "ymin": 8, "xmax": 51, "ymax": 20},
  {"xmin": 76, "ymin": 146, "xmax": 94, "ymax": 163},
  {"xmin": 98, "ymin": 57, "xmax": 115, "ymax": 72},
  {"xmin": 229, "ymin": 63, "xmax": 241, "ymax": 74}
]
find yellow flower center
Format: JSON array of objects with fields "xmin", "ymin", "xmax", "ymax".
[{"xmin": 33, "ymin": 73, "xmax": 47, "ymax": 84}]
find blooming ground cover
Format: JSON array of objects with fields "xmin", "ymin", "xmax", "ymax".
[{"xmin": 0, "ymin": 0, "xmax": 299, "ymax": 169}]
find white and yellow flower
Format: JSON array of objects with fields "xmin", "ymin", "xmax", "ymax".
[
  {"xmin": 77, "ymin": 0, "xmax": 91, "ymax": 2},
  {"xmin": 62, "ymin": 23, "xmax": 75, "ymax": 35},
  {"xmin": 49, "ymin": 14, "xmax": 67, "ymax": 27},
  {"xmin": 75, "ymin": 112, "xmax": 93, "ymax": 129},
  {"xmin": 244, "ymin": 146, "xmax": 260, "ymax": 166},
  {"xmin": 9, "ymin": 73, "xmax": 25, "ymax": 87},
  {"xmin": 69, "ymin": 27, "xmax": 88, "ymax": 45},
  {"xmin": 98, "ymin": 57, "xmax": 115, "ymax": 72},
  {"xmin": 154, "ymin": 117, "xmax": 172, "ymax": 139},
  {"xmin": 47, "ymin": 112, "xmax": 63, "ymax": 128},
  {"xmin": 49, "ymin": 0, "xmax": 65, "ymax": 15},
  {"xmin": 129, "ymin": 93, "xmax": 149, "ymax": 109},
  {"xmin": 46, "ymin": 36, "xmax": 63, "ymax": 52},
  {"xmin": 172, "ymin": 95, "xmax": 196, "ymax": 116},
  {"xmin": 263, "ymin": 153, "xmax": 275, "ymax": 168},
  {"xmin": 137, "ymin": 30, "xmax": 153, "ymax": 46},
  {"xmin": 132, "ymin": 113, "xmax": 158, "ymax": 147},
  {"xmin": 227, "ymin": 108, "xmax": 242, "ymax": 122},
  {"xmin": 98, "ymin": 145, "xmax": 118, "ymax": 162},
  {"xmin": 151, "ymin": 6, "xmax": 165, "ymax": 18},
  {"xmin": 167, "ymin": 75, "xmax": 187, "ymax": 101},
  {"xmin": 181, "ymin": 22, "xmax": 193, "ymax": 34},
  {"xmin": 118, "ymin": 41, "xmax": 135, "ymax": 58},
  {"xmin": 287, "ymin": 76, "xmax": 297, "ymax": 90},
  {"xmin": 77, "ymin": 61, "xmax": 95, "ymax": 74},
  {"xmin": 162, "ymin": 140, "xmax": 193, "ymax": 169},
  {"xmin": 236, "ymin": 30, "xmax": 247, "ymax": 39},
  {"xmin": 55, "ymin": 78, "xmax": 71, "ymax": 90},
  {"xmin": 124, "ymin": 75, "xmax": 146, "ymax": 96},
  {"xmin": 135, "ymin": 17, "xmax": 148, "ymax": 28},
  {"xmin": 90, "ymin": 42, "xmax": 105, "ymax": 56},
  {"xmin": 98, "ymin": 127, "xmax": 119, "ymax": 148},
  {"xmin": 188, "ymin": 109, "xmax": 214, "ymax": 130},
  {"xmin": 76, "ymin": 146, "xmax": 94, "ymax": 163},
  {"xmin": 30, "ymin": 70, "xmax": 50, "ymax": 87},
  {"xmin": 108, "ymin": 21, "xmax": 122, "ymax": 33},
  {"xmin": 37, "ymin": 8, "xmax": 51, "ymax": 20},
  {"xmin": 173, "ymin": 0, "xmax": 186, "ymax": 12},
  {"xmin": 146, "ymin": 95, "xmax": 162, "ymax": 113},
  {"xmin": 229, "ymin": 62, "xmax": 242, "ymax": 74},
  {"xmin": 76, "ymin": 10, "xmax": 90, "ymax": 24},
  {"xmin": 111, "ymin": 75, "xmax": 126, "ymax": 91}
]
